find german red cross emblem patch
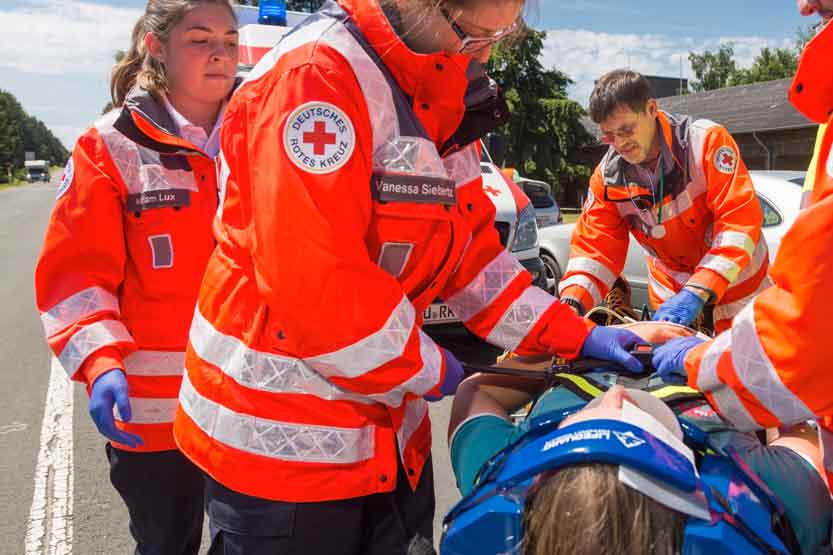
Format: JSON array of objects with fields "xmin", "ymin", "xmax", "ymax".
[
  {"xmin": 283, "ymin": 101, "xmax": 355, "ymax": 174},
  {"xmin": 714, "ymin": 146, "xmax": 737, "ymax": 175}
]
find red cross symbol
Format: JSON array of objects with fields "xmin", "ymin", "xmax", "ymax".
[
  {"xmin": 483, "ymin": 185, "xmax": 501, "ymax": 197},
  {"xmin": 720, "ymin": 152, "xmax": 734, "ymax": 167},
  {"xmin": 303, "ymin": 121, "xmax": 336, "ymax": 155}
]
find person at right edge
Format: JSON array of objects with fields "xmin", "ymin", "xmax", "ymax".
[
  {"xmin": 171, "ymin": 0, "xmax": 644, "ymax": 553},
  {"xmin": 559, "ymin": 69, "xmax": 769, "ymax": 333},
  {"xmin": 654, "ymin": 0, "xmax": 833, "ymax": 494}
]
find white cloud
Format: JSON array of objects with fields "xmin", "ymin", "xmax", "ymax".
[
  {"xmin": 0, "ymin": 1, "xmax": 141, "ymax": 149},
  {"xmin": 0, "ymin": 0, "xmax": 140, "ymax": 76},
  {"xmin": 540, "ymin": 29, "xmax": 794, "ymax": 106}
]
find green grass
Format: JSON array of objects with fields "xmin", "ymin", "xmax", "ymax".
[{"xmin": 562, "ymin": 212, "xmax": 580, "ymax": 224}]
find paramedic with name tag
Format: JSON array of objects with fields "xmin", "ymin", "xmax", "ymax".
[
  {"xmin": 34, "ymin": 1, "xmax": 238, "ymax": 553},
  {"xmin": 171, "ymin": 0, "xmax": 645, "ymax": 553}
]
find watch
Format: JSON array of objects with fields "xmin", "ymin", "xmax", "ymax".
[{"xmin": 560, "ymin": 297, "xmax": 586, "ymax": 316}]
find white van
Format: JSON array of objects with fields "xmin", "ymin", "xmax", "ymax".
[{"xmin": 234, "ymin": 6, "xmax": 545, "ymax": 326}]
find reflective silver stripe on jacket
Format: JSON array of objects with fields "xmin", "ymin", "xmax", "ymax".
[
  {"xmin": 192, "ymin": 307, "xmax": 439, "ymax": 408},
  {"xmin": 179, "ymin": 372, "xmax": 375, "ymax": 464},
  {"xmin": 564, "ymin": 257, "xmax": 616, "ymax": 290},
  {"xmin": 58, "ymin": 319, "xmax": 134, "ymax": 378},
  {"xmin": 486, "ymin": 286, "xmax": 556, "ymax": 352},
  {"xmin": 696, "ymin": 330, "xmax": 760, "ymax": 431},
  {"xmin": 711, "ymin": 231, "xmax": 755, "ymax": 257},
  {"xmin": 123, "ymin": 350, "xmax": 185, "ymax": 377},
  {"xmin": 189, "ymin": 308, "xmax": 372, "ymax": 404},
  {"xmin": 558, "ymin": 275, "xmax": 602, "ymax": 307},
  {"xmin": 397, "ymin": 398, "xmax": 428, "ymax": 461},
  {"xmin": 444, "ymin": 251, "xmax": 524, "ymax": 323},
  {"xmin": 729, "ymin": 302, "xmax": 814, "ymax": 425},
  {"xmin": 114, "ymin": 397, "xmax": 178, "ymax": 424},
  {"xmin": 697, "ymin": 254, "xmax": 741, "ymax": 283},
  {"xmin": 95, "ymin": 111, "xmax": 199, "ymax": 196},
  {"xmin": 713, "ymin": 275, "xmax": 772, "ymax": 322},
  {"xmin": 306, "ymin": 295, "xmax": 416, "ymax": 379},
  {"xmin": 443, "ymin": 144, "xmax": 481, "ymax": 188},
  {"xmin": 41, "ymin": 286, "xmax": 120, "ymax": 337}
]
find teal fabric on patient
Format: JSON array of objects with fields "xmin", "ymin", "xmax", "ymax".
[{"xmin": 450, "ymin": 386, "xmax": 832, "ymax": 554}]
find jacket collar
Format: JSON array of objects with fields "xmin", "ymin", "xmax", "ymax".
[
  {"xmin": 337, "ymin": 0, "xmax": 472, "ymax": 100},
  {"xmin": 122, "ymin": 87, "xmax": 202, "ymax": 154}
]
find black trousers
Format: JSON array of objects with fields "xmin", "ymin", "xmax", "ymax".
[
  {"xmin": 207, "ymin": 456, "xmax": 436, "ymax": 555},
  {"xmin": 106, "ymin": 444, "xmax": 205, "ymax": 555}
]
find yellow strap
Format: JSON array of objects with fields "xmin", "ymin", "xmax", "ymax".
[
  {"xmin": 804, "ymin": 123, "xmax": 827, "ymax": 195},
  {"xmin": 554, "ymin": 373, "xmax": 604, "ymax": 398},
  {"xmin": 649, "ymin": 385, "xmax": 701, "ymax": 398},
  {"xmin": 554, "ymin": 373, "xmax": 700, "ymax": 402}
]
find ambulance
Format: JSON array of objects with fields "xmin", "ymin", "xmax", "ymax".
[{"xmin": 234, "ymin": 4, "xmax": 546, "ymax": 326}]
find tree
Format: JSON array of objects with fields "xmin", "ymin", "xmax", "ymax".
[
  {"xmin": 688, "ymin": 44, "xmax": 738, "ymax": 92},
  {"xmin": 486, "ymin": 29, "xmax": 594, "ymax": 195},
  {"xmin": 689, "ymin": 26, "xmax": 814, "ymax": 92},
  {"xmin": 0, "ymin": 89, "xmax": 68, "ymax": 172},
  {"xmin": 731, "ymin": 47, "xmax": 798, "ymax": 85},
  {"xmin": 0, "ymin": 91, "xmax": 26, "ymax": 173}
]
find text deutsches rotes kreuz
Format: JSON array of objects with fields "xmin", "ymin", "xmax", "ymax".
[{"xmin": 284, "ymin": 102, "xmax": 355, "ymax": 174}]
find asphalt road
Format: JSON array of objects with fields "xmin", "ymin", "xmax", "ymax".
[{"xmin": 0, "ymin": 174, "xmax": 502, "ymax": 554}]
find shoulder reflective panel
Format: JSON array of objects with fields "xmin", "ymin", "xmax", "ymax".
[
  {"xmin": 95, "ymin": 110, "xmax": 199, "ymax": 201},
  {"xmin": 441, "ymin": 417, "xmax": 798, "ymax": 555}
]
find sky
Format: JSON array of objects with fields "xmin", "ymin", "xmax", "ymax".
[{"xmin": 0, "ymin": 0, "xmax": 812, "ymax": 150}]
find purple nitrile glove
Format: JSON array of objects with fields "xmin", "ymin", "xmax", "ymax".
[
  {"xmin": 424, "ymin": 349, "xmax": 464, "ymax": 402},
  {"xmin": 89, "ymin": 369, "xmax": 144, "ymax": 448},
  {"xmin": 579, "ymin": 326, "xmax": 645, "ymax": 374},
  {"xmin": 652, "ymin": 288, "xmax": 706, "ymax": 326},
  {"xmin": 653, "ymin": 336, "xmax": 706, "ymax": 385}
]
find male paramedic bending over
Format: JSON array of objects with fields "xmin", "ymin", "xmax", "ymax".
[{"xmin": 559, "ymin": 70, "xmax": 768, "ymax": 333}]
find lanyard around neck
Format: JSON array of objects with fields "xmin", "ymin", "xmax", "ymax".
[{"xmin": 656, "ymin": 157, "xmax": 665, "ymax": 225}]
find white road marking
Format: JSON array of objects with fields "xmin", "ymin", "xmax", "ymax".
[
  {"xmin": 0, "ymin": 421, "xmax": 28, "ymax": 435},
  {"xmin": 25, "ymin": 357, "xmax": 74, "ymax": 555}
]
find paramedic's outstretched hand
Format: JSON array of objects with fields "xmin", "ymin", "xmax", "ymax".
[
  {"xmin": 89, "ymin": 369, "xmax": 144, "ymax": 448},
  {"xmin": 653, "ymin": 336, "xmax": 705, "ymax": 385},
  {"xmin": 425, "ymin": 349, "xmax": 464, "ymax": 401},
  {"xmin": 579, "ymin": 326, "xmax": 644, "ymax": 373},
  {"xmin": 652, "ymin": 288, "xmax": 706, "ymax": 326}
]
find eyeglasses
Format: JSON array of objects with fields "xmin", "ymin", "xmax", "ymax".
[
  {"xmin": 599, "ymin": 121, "xmax": 640, "ymax": 145},
  {"xmin": 439, "ymin": 6, "xmax": 520, "ymax": 55}
]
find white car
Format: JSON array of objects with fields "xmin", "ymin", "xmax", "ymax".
[
  {"xmin": 422, "ymin": 151, "xmax": 545, "ymax": 325},
  {"xmin": 538, "ymin": 170, "xmax": 804, "ymax": 310}
]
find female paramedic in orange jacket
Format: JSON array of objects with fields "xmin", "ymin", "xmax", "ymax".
[
  {"xmin": 34, "ymin": 1, "xmax": 238, "ymax": 553},
  {"xmin": 654, "ymin": 0, "xmax": 833, "ymax": 493},
  {"xmin": 171, "ymin": 0, "xmax": 644, "ymax": 553}
]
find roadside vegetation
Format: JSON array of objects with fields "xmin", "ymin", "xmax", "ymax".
[{"xmin": 0, "ymin": 89, "xmax": 68, "ymax": 186}]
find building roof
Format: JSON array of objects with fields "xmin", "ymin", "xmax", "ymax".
[{"xmin": 582, "ymin": 78, "xmax": 814, "ymax": 141}]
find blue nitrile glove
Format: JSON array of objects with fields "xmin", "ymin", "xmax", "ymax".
[
  {"xmin": 89, "ymin": 369, "xmax": 144, "ymax": 448},
  {"xmin": 652, "ymin": 288, "xmax": 707, "ymax": 326},
  {"xmin": 653, "ymin": 336, "xmax": 705, "ymax": 385},
  {"xmin": 579, "ymin": 326, "xmax": 644, "ymax": 373},
  {"xmin": 425, "ymin": 349, "xmax": 464, "ymax": 402}
]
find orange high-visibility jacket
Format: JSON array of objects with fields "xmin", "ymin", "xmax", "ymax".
[
  {"xmin": 173, "ymin": 0, "xmax": 591, "ymax": 503},
  {"xmin": 561, "ymin": 111, "xmax": 769, "ymax": 332},
  {"xmin": 684, "ymin": 22, "xmax": 833, "ymax": 490},
  {"xmin": 34, "ymin": 89, "xmax": 219, "ymax": 452}
]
